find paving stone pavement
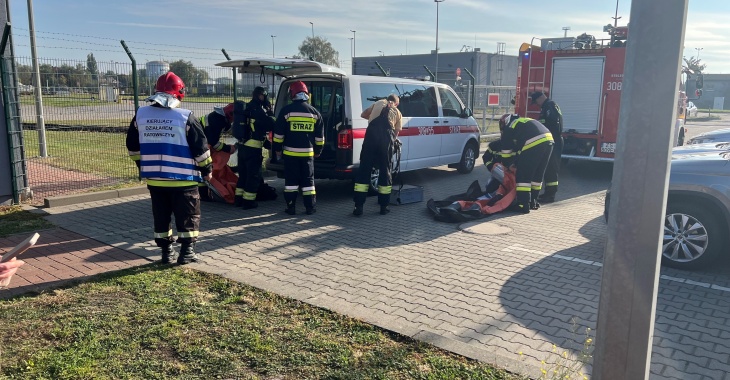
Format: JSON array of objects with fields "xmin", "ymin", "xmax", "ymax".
[
  {"xmin": 41, "ymin": 160, "xmax": 730, "ymax": 380},
  {"xmin": 0, "ymin": 228, "xmax": 152, "ymax": 299}
]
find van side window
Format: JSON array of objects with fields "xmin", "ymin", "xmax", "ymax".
[
  {"xmin": 359, "ymin": 83, "xmax": 439, "ymax": 118},
  {"xmin": 438, "ymin": 87, "xmax": 464, "ymax": 117},
  {"xmin": 398, "ymin": 84, "xmax": 438, "ymax": 118}
]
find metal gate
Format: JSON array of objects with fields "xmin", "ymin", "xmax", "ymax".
[{"xmin": 1, "ymin": 23, "xmax": 30, "ymax": 203}]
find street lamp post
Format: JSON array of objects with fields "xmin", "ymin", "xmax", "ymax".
[
  {"xmin": 435, "ymin": 0, "xmax": 445, "ymax": 82},
  {"xmin": 350, "ymin": 30, "xmax": 356, "ymax": 57},
  {"xmin": 695, "ymin": 47, "xmax": 703, "ymax": 59},
  {"xmin": 309, "ymin": 22, "xmax": 314, "ymax": 39},
  {"xmin": 562, "ymin": 26, "xmax": 571, "ymax": 38},
  {"xmin": 379, "ymin": 50, "xmax": 384, "ymax": 56},
  {"xmin": 271, "ymin": 35, "xmax": 276, "ymax": 58}
]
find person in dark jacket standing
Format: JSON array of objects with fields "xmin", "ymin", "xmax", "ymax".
[
  {"xmin": 353, "ymin": 94, "xmax": 402, "ymax": 216},
  {"xmin": 530, "ymin": 91, "xmax": 563, "ymax": 203},
  {"xmin": 273, "ymin": 81, "xmax": 324, "ymax": 215},
  {"xmin": 233, "ymin": 86, "xmax": 276, "ymax": 209},
  {"xmin": 498, "ymin": 114, "xmax": 554, "ymax": 214},
  {"xmin": 126, "ymin": 72, "xmax": 212, "ymax": 264}
]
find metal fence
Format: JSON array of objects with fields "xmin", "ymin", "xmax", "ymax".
[{"xmin": 11, "ymin": 56, "xmax": 280, "ymax": 204}]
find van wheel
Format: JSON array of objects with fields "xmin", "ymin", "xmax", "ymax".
[
  {"xmin": 369, "ymin": 168, "xmax": 380, "ymax": 195},
  {"xmin": 457, "ymin": 141, "xmax": 478, "ymax": 174}
]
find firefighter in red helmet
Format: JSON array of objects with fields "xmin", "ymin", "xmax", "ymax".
[
  {"xmin": 126, "ymin": 71, "xmax": 212, "ymax": 264},
  {"xmin": 272, "ymin": 81, "xmax": 325, "ymax": 215},
  {"xmin": 498, "ymin": 113, "xmax": 554, "ymax": 214},
  {"xmin": 232, "ymin": 86, "xmax": 277, "ymax": 209},
  {"xmin": 197, "ymin": 101, "xmax": 240, "ymax": 202}
]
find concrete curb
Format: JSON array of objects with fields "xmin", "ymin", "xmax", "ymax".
[{"xmin": 44, "ymin": 186, "xmax": 149, "ymax": 208}]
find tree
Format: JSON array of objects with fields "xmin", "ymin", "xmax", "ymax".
[
  {"xmin": 683, "ymin": 56, "xmax": 706, "ymax": 74},
  {"xmin": 86, "ymin": 53, "xmax": 98, "ymax": 80},
  {"xmin": 298, "ymin": 36, "xmax": 340, "ymax": 67},
  {"xmin": 169, "ymin": 60, "xmax": 209, "ymax": 91}
]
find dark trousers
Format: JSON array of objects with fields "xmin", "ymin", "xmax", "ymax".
[
  {"xmin": 236, "ymin": 145, "xmax": 263, "ymax": 201},
  {"xmin": 354, "ymin": 138, "xmax": 393, "ymax": 207},
  {"xmin": 149, "ymin": 186, "xmax": 200, "ymax": 247},
  {"xmin": 543, "ymin": 136, "xmax": 563, "ymax": 196},
  {"xmin": 515, "ymin": 142, "xmax": 553, "ymax": 207},
  {"xmin": 283, "ymin": 156, "xmax": 315, "ymax": 210}
]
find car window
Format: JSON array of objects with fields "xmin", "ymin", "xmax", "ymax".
[
  {"xmin": 438, "ymin": 87, "xmax": 464, "ymax": 117},
  {"xmin": 360, "ymin": 83, "xmax": 438, "ymax": 118}
]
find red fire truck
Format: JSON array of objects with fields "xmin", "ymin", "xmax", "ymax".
[{"xmin": 514, "ymin": 26, "xmax": 685, "ymax": 161}]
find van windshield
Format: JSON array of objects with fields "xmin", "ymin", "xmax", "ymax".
[{"xmin": 360, "ymin": 83, "xmax": 438, "ymax": 118}]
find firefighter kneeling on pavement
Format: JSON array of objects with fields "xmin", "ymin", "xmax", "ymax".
[
  {"xmin": 233, "ymin": 86, "xmax": 277, "ymax": 209},
  {"xmin": 498, "ymin": 114, "xmax": 553, "ymax": 214},
  {"xmin": 273, "ymin": 81, "xmax": 325, "ymax": 215},
  {"xmin": 353, "ymin": 94, "xmax": 402, "ymax": 216},
  {"xmin": 198, "ymin": 101, "xmax": 239, "ymax": 202}
]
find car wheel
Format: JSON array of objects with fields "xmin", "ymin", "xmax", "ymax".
[
  {"xmin": 662, "ymin": 201, "xmax": 728, "ymax": 270},
  {"xmin": 457, "ymin": 141, "xmax": 478, "ymax": 174}
]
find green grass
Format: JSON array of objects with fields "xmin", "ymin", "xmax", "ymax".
[
  {"xmin": 0, "ymin": 205, "xmax": 54, "ymax": 238},
  {"xmin": 23, "ymin": 130, "xmax": 138, "ymax": 181},
  {"xmin": 20, "ymin": 94, "xmax": 244, "ymax": 108},
  {"xmin": 0, "ymin": 266, "xmax": 518, "ymax": 380}
]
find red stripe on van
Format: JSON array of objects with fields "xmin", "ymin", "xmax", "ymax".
[{"xmin": 351, "ymin": 125, "xmax": 479, "ymax": 139}]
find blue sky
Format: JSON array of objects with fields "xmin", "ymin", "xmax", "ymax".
[{"xmin": 7, "ymin": 0, "xmax": 729, "ymax": 74}]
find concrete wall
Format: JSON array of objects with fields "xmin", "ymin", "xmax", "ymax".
[
  {"xmin": 352, "ymin": 51, "xmax": 519, "ymax": 87},
  {"xmin": 691, "ymin": 74, "xmax": 730, "ymax": 110}
]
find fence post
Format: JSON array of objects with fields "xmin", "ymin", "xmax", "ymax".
[
  {"xmin": 221, "ymin": 49, "xmax": 237, "ymax": 103},
  {"xmin": 120, "ymin": 40, "xmax": 139, "ymax": 110},
  {"xmin": 374, "ymin": 61, "xmax": 389, "ymax": 77},
  {"xmin": 463, "ymin": 68, "xmax": 476, "ymax": 111},
  {"xmin": 423, "ymin": 65, "xmax": 435, "ymax": 81},
  {"xmin": 26, "ymin": 1, "xmax": 47, "ymax": 157}
]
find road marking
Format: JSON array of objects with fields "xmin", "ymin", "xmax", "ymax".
[{"xmin": 503, "ymin": 244, "xmax": 730, "ymax": 294}]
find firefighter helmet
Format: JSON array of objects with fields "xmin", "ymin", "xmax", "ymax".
[
  {"xmin": 499, "ymin": 113, "xmax": 519, "ymax": 131},
  {"xmin": 288, "ymin": 81, "xmax": 308, "ymax": 98},
  {"xmin": 155, "ymin": 72, "xmax": 185, "ymax": 100},
  {"xmin": 253, "ymin": 86, "xmax": 268, "ymax": 99}
]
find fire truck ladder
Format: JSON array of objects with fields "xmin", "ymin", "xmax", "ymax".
[{"xmin": 524, "ymin": 37, "xmax": 550, "ymax": 117}]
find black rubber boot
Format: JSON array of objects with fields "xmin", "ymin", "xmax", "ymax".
[
  {"xmin": 242, "ymin": 199, "xmax": 259, "ymax": 210},
  {"xmin": 160, "ymin": 246, "xmax": 176, "ymax": 264},
  {"xmin": 507, "ymin": 203, "xmax": 530, "ymax": 214},
  {"xmin": 234, "ymin": 195, "xmax": 244, "ymax": 207},
  {"xmin": 380, "ymin": 206, "xmax": 391, "ymax": 215},
  {"xmin": 530, "ymin": 199, "xmax": 541, "ymax": 210},
  {"xmin": 284, "ymin": 207, "xmax": 296, "ymax": 215},
  {"xmin": 177, "ymin": 244, "xmax": 198, "ymax": 265},
  {"xmin": 353, "ymin": 205, "xmax": 363, "ymax": 216},
  {"xmin": 537, "ymin": 194, "xmax": 556, "ymax": 203},
  {"xmin": 305, "ymin": 207, "xmax": 316, "ymax": 215}
]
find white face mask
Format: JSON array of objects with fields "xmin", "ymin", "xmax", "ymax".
[{"xmin": 292, "ymin": 92, "xmax": 310, "ymax": 101}]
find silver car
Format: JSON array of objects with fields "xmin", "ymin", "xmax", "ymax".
[
  {"xmin": 672, "ymin": 142, "xmax": 730, "ymax": 156},
  {"xmin": 687, "ymin": 128, "xmax": 730, "ymax": 145},
  {"xmin": 605, "ymin": 151, "xmax": 730, "ymax": 270}
]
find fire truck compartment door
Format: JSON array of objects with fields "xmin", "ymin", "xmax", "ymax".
[{"xmin": 550, "ymin": 57, "xmax": 605, "ymax": 134}]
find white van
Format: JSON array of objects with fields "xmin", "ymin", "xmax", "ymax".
[{"xmin": 216, "ymin": 59, "xmax": 481, "ymax": 191}]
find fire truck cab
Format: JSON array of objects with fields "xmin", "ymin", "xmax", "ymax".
[{"xmin": 514, "ymin": 27, "xmax": 684, "ymax": 161}]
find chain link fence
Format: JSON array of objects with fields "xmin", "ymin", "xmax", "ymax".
[{"xmin": 12, "ymin": 56, "xmax": 280, "ymax": 204}]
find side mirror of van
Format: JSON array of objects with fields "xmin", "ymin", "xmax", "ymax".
[{"xmin": 461, "ymin": 108, "xmax": 473, "ymax": 118}]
